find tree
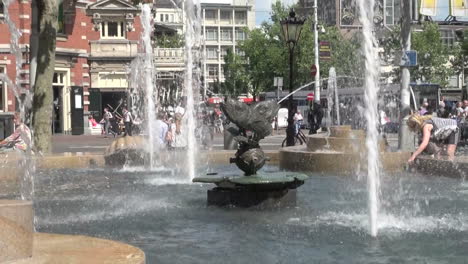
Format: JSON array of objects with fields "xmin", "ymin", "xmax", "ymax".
[
  {"xmin": 221, "ymin": 48, "xmax": 249, "ymax": 97},
  {"xmin": 156, "ymin": 33, "xmax": 184, "ymax": 48},
  {"xmin": 31, "ymin": 0, "xmax": 58, "ymax": 153},
  {"xmin": 411, "ymin": 22, "xmax": 454, "ymax": 87}
]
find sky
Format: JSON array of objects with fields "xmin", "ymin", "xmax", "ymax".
[
  {"xmin": 255, "ymin": 0, "xmax": 296, "ymax": 25},
  {"xmin": 255, "ymin": 0, "xmax": 463, "ymax": 26}
]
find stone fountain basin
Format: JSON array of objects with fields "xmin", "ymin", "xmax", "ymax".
[{"xmin": 280, "ymin": 145, "xmax": 411, "ymax": 174}]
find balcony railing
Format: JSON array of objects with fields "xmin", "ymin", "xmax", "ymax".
[{"xmin": 154, "ymin": 48, "xmax": 185, "ymax": 70}]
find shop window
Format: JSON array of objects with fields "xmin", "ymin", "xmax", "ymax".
[{"xmin": 100, "ymin": 21, "xmax": 126, "ymax": 39}]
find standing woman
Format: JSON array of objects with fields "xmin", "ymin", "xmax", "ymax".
[{"xmin": 407, "ymin": 113, "xmax": 459, "ymax": 163}]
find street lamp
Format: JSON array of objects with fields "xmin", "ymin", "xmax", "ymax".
[{"xmin": 280, "ymin": 9, "xmax": 305, "ymax": 146}]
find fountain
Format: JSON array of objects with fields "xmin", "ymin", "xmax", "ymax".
[
  {"xmin": 193, "ymin": 99, "xmax": 308, "ymax": 207},
  {"xmin": 2, "ymin": 0, "xmax": 468, "ymax": 263},
  {"xmin": 357, "ymin": 0, "xmax": 381, "ymax": 237}
]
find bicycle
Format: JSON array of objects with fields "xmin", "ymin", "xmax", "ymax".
[{"xmin": 282, "ymin": 128, "xmax": 308, "ymax": 147}]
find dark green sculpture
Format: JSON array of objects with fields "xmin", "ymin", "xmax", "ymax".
[
  {"xmin": 221, "ymin": 99, "xmax": 279, "ymax": 176},
  {"xmin": 193, "ymin": 99, "xmax": 308, "ymax": 208}
]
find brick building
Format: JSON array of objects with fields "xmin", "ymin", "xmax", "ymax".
[{"xmin": 0, "ymin": 0, "xmax": 142, "ymax": 136}]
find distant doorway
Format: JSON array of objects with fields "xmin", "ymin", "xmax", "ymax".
[{"xmin": 101, "ymin": 91, "xmax": 127, "ymax": 118}]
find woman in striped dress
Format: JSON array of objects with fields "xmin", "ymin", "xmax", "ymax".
[{"xmin": 407, "ymin": 113, "xmax": 459, "ymax": 163}]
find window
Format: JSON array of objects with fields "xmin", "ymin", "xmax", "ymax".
[
  {"xmin": 0, "ymin": 2, "xmax": 4, "ymax": 17},
  {"xmin": 220, "ymin": 11, "xmax": 231, "ymax": 22},
  {"xmin": 235, "ymin": 11, "xmax": 246, "ymax": 24},
  {"xmin": 235, "ymin": 29, "xmax": 246, "ymax": 41},
  {"xmin": 220, "ymin": 47, "xmax": 228, "ymax": 59},
  {"xmin": 160, "ymin": 14, "xmax": 164, "ymax": 22},
  {"xmin": 235, "ymin": 48, "xmax": 245, "ymax": 57},
  {"xmin": 206, "ymin": 28, "xmax": 218, "ymax": 41},
  {"xmin": 208, "ymin": 65, "xmax": 218, "ymax": 77},
  {"xmin": 206, "ymin": 47, "xmax": 218, "ymax": 59},
  {"xmin": 165, "ymin": 14, "xmax": 169, "ymax": 21},
  {"xmin": 101, "ymin": 21, "xmax": 126, "ymax": 39},
  {"xmin": 53, "ymin": 72, "xmax": 65, "ymax": 85},
  {"xmin": 0, "ymin": 66, "xmax": 5, "ymax": 111},
  {"xmin": 441, "ymin": 30, "xmax": 455, "ymax": 47},
  {"xmin": 58, "ymin": 3, "xmax": 65, "ymax": 34},
  {"xmin": 384, "ymin": 0, "xmax": 400, "ymax": 26},
  {"xmin": 384, "ymin": 0, "xmax": 394, "ymax": 25},
  {"xmin": 220, "ymin": 29, "xmax": 232, "ymax": 41},
  {"xmin": 205, "ymin": 10, "xmax": 216, "ymax": 20}
]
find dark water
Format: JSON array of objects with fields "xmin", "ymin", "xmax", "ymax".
[{"xmin": 33, "ymin": 166, "xmax": 468, "ymax": 264}]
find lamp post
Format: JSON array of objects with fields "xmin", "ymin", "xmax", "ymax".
[{"xmin": 281, "ymin": 9, "xmax": 305, "ymax": 146}]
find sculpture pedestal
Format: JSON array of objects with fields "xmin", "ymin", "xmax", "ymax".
[
  {"xmin": 194, "ymin": 171, "xmax": 307, "ymax": 208},
  {"xmin": 0, "ymin": 200, "xmax": 33, "ymax": 263},
  {"xmin": 207, "ymin": 188, "xmax": 297, "ymax": 208}
]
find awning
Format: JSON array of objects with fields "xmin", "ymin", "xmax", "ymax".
[{"xmin": 207, "ymin": 97, "xmax": 223, "ymax": 104}]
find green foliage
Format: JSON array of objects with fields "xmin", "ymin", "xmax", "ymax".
[
  {"xmin": 410, "ymin": 22, "xmax": 454, "ymax": 87},
  {"xmin": 221, "ymin": 48, "xmax": 249, "ymax": 97},
  {"xmin": 156, "ymin": 34, "xmax": 184, "ymax": 48},
  {"xmin": 221, "ymin": 1, "xmax": 363, "ymax": 98}
]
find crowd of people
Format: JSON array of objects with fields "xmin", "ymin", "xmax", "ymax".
[{"xmin": 87, "ymin": 99, "xmax": 226, "ymax": 150}]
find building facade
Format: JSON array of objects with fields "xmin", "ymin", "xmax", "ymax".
[
  {"xmin": 0, "ymin": 0, "xmax": 142, "ymax": 136},
  {"xmin": 153, "ymin": 0, "xmax": 255, "ymax": 100}
]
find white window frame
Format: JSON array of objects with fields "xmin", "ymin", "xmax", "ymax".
[
  {"xmin": 220, "ymin": 28, "xmax": 232, "ymax": 41},
  {"xmin": 220, "ymin": 10, "xmax": 231, "ymax": 22},
  {"xmin": 220, "ymin": 47, "xmax": 229, "ymax": 59},
  {"xmin": 235, "ymin": 29, "xmax": 246, "ymax": 41},
  {"xmin": 384, "ymin": 0, "xmax": 394, "ymax": 25},
  {"xmin": 441, "ymin": 30, "xmax": 455, "ymax": 47},
  {"xmin": 100, "ymin": 21, "xmax": 126, "ymax": 39},
  {"xmin": 235, "ymin": 11, "xmax": 246, "ymax": 24},
  {"xmin": 205, "ymin": 10, "xmax": 216, "ymax": 20},
  {"xmin": 208, "ymin": 65, "xmax": 218, "ymax": 77},
  {"xmin": 206, "ymin": 28, "xmax": 218, "ymax": 41},
  {"xmin": 207, "ymin": 47, "xmax": 218, "ymax": 59}
]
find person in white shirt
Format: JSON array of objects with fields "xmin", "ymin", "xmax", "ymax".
[
  {"xmin": 155, "ymin": 113, "xmax": 169, "ymax": 148},
  {"xmin": 293, "ymin": 110, "xmax": 303, "ymax": 135},
  {"xmin": 122, "ymin": 107, "xmax": 133, "ymax": 136}
]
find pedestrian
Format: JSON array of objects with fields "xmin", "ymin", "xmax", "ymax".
[
  {"xmin": 419, "ymin": 102, "xmax": 429, "ymax": 116},
  {"xmin": 101, "ymin": 107, "xmax": 116, "ymax": 138},
  {"xmin": 407, "ymin": 113, "xmax": 459, "ymax": 163},
  {"xmin": 122, "ymin": 107, "xmax": 133, "ymax": 136},
  {"xmin": 293, "ymin": 110, "xmax": 303, "ymax": 135},
  {"xmin": 0, "ymin": 112, "xmax": 32, "ymax": 153},
  {"xmin": 155, "ymin": 112, "xmax": 169, "ymax": 148}
]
